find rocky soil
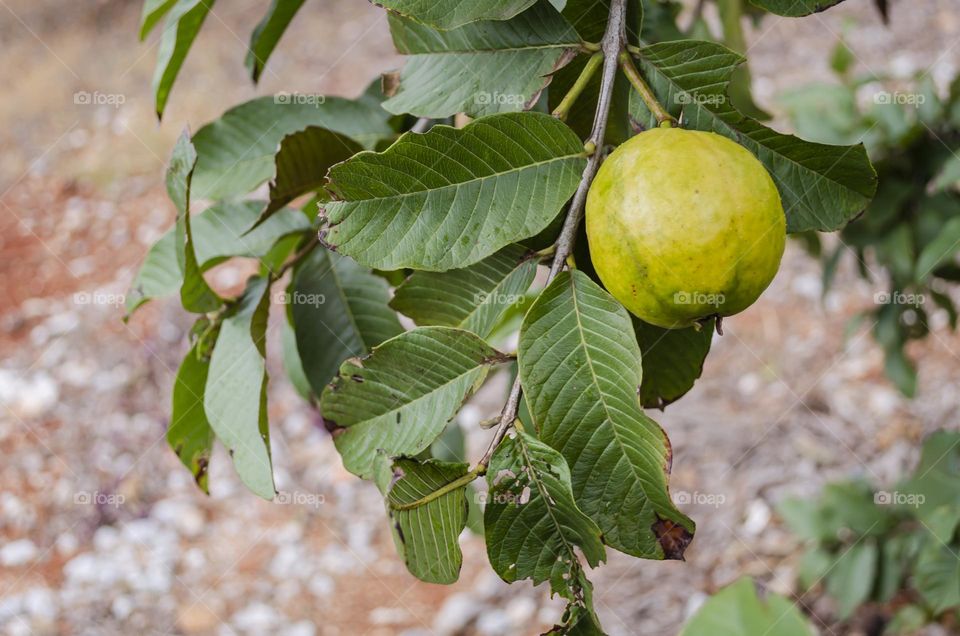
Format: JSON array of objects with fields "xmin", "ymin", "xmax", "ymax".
[{"xmin": 1, "ymin": 1, "xmax": 959, "ymax": 634}]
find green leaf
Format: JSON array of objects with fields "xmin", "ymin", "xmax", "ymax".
[
  {"xmin": 125, "ymin": 200, "xmax": 310, "ymax": 315},
  {"xmin": 168, "ymin": 343, "xmax": 215, "ymax": 493},
  {"xmin": 628, "ymin": 41, "xmax": 877, "ymax": 233},
  {"xmin": 485, "ymin": 430, "xmax": 606, "ymax": 595},
  {"xmin": 259, "ymin": 126, "xmax": 362, "ymax": 228},
  {"xmin": 383, "ymin": 2, "xmax": 579, "ymax": 119},
  {"xmin": 291, "ymin": 247, "xmax": 404, "ymax": 396},
  {"xmin": 320, "ymin": 327, "xmax": 508, "ymax": 478},
  {"xmin": 191, "ymin": 96, "xmax": 393, "ymax": 199},
  {"xmin": 916, "ymin": 217, "xmax": 960, "ymax": 281},
  {"xmin": 204, "ymin": 277, "xmax": 275, "ymax": 499},
  {"xmin": 915, "ymin": 542, "xmax": 960, "ymax": 614},
  {"xmin": 390, "ymin": 244, "xmax": 538, "ymax": 338},
  {"xmin": 748, "ymin": 0, "xmax": 847, "ymax": 16},
  {"xmin": 280, "ymin": 315, "xmax": 312, "ymax": 400},
  {"xmin": 930, "ymin": 154, "xmax": 960, "ymax": 193},
  {"xmin": 139, "ymin": 0, "xmax": 177, "ymax": 40},
  {"xmin": 826, "ymin": 540, "xmax": 878, "ymax": 619},
  {"xmin": 518, "ymin": 270, "xmax": 694, "ymax": 559},
  {"xmin": 153, "ymin": 0, "xmax": 215, "ymax": 119},
  {"xmin": 681, "ymin": 578, "xmax": 812, "ymax": 636},
  {"xmin": 903, "ymin": 431, "xmax": 960, "ymax": 525},
  {"xmin": 374, "ymin": 0, "xmax": 538, "ymax": 30},
  {"xmin": 885, "ymin": 605, "xmax": 929, "ymax": 635},
  {"xmin": 385, "ymin": 458, "xmax": 471, "ymax": 584},
  {"xmin": 321, "ymin": 112, "xmax": 587, "ymax": 271},
  {"xmin": 633, "ymin": 317, "xmax": 713, "ymax": 408},
  {"xmin": 245, "ymin": 0, "xmax": 306, "ymax": 83},
  {"xmin": 167, "ymin": 132, "xmax": 221, "ymax": 313}
]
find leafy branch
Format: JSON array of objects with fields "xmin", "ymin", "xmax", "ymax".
[{"xmin": 480, "ymin": 0, "xmax": 628, "ymax": 470}]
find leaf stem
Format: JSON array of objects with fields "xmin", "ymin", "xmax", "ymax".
[
  {"xmin": 389, "ymin": 466, "xmax": 484, "ymax": 511},
  {"xmin": 619, "ymin": 52, "xmax": 675, "ymax": 126},
  {"xmin": 479, "ymin": 0, "xmax": 628, "ymax": 469},
  {"xmin": 552, "ymin": 52, "xmax": 603, "ymax": 121}
]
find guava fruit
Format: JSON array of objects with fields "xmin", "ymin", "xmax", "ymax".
[{"xmin": 585, "ymin": 127, "xmax": 785, "ymax": 329}]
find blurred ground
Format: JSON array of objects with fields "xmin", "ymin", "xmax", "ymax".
[{"xmin": 1, "ymin": 1, "xmax": 959, "ymax": 635}]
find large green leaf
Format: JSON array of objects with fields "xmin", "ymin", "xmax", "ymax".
[
  {"xmin": 374, "ymin": 0, "xmax": 538, "ymax": 30},
  {"xmin": 385, "ymin": 458, "xmax": 470, "ymax": 584},
  {"xmin": 628, "ymin": 41, "xmax": 877, "ymax": 233},
  {"xmin": 167, "ymin": 133, "xmax": 221, "ymax": 313},
  {"xmin": 826, "ymin": 540, "xmax": 878, "ymax": 619},
  {"xmin": 383, "ymin": 2, "xmax": 579, "ymax": 119},
  {"xmin": 139, "ymin": 0, "xmax": 177, "ymax": 40},
  {"xmin": 204, "ymin": 277, "xmax": 275, "ymax": 499},
  {"xmin": 485, "ymin": 430, "xmax": 606, "ymax": 592},
  {"xmin": 681, "ymin": 578, "xmax": 812, "ymax": 636},
  {"xmin": 486, "ymin": 430, "xmax": 606, "ymax": 633},
  {"xmin": 916, "ymin": 217, "xmax": 960, "ymax": 281},
  {"xmin": 259, "ymin": 126, "xmax": 363, "ymax": 227},
  {"xmin": 518, "ymin": 270, "xmax": 693, "ymax": 559},
  {"xmin": 153, "ymin": 0, "xmax": 214, "ymax": 119},
  {"xmin": 168, "ymin": 343, "xmax": 215, "ymax": 493},
  {"xmin": 634, "ymin": 317, "xmax": 713, "ymax": 409},
  {"xmin": 915, "ymin": 542, "xmax": 960, "ymax": 614},
  {"xmin": 903, "ymin": 431, "xmax": 960, "ymax": 526},
  {"xmin": 390, "ymin": 244, "xmax": 538, "ymax": 338},
  {"xmin": 321, "ymin": 112, "xmax": 587, "ymax": 271},
  {"xmin": 748, "ymin": 0, "xmax": 847, "ymax": 16},
  {"xmin": 320, "ymin": 327, "xmax": 508, "ymax": 478},
  {"xmin": 191, "ymin": 96, "xmax": 393, "ymax": 199},
  {"xmin": 291, "ymin": 248, "xmax": 404, "ymax": 396},
  {"xmin": 126, "ymin": 200, "xmax": 310, "ymax": 315},
  {"xmin": 245, "ymin": 0, "xmax": 306, "ymax": 83}
]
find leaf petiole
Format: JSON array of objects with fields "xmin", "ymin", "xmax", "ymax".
[
  {"xmin": 552, "ymin": 52, "xmax": 603, "ymax": 121},
  {"xmin": 619, "ymin": 51, "xmax": 676, "ymax": 126}
]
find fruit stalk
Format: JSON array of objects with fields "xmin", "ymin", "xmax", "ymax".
[{"xmin": 479, "ymin": 0, "xmax": 628, "ymax": 468}]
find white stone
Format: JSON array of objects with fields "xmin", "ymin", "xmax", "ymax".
[
  {"xmin": 0, "ymin": 539, "xmax": 38, "ymax": 567},
  {"xmin": 22, "ymin": 587, "xmax": 57, "ymax": 619},
  {"xmin": 433, "ymin": 594, "xmax": 482, "ymax": 635},
  {"xmin": 282, "ymin": 620, "xmax": 316, "ymax": 636},
  {"xmin": 232, "ymin": 602, "xmax": 281, "ymax": 633}
]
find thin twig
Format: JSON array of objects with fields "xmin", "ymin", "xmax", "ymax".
[
  {"xmin": 478, "ymin": 0, "xmax": 628, "ymax": 469},
  {"xmin": 273, "ymin": 233, "xmax": 319, "ymax": 280}
]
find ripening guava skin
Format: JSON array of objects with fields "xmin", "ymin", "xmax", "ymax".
[{"xmin": 585, "ymin": 127, "xmax": 786, "ymax": 329}]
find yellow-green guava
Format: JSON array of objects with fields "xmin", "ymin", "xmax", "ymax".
[{"xmin": 585, "ymin": 127, "xmax": 786, "ymax": 329}]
